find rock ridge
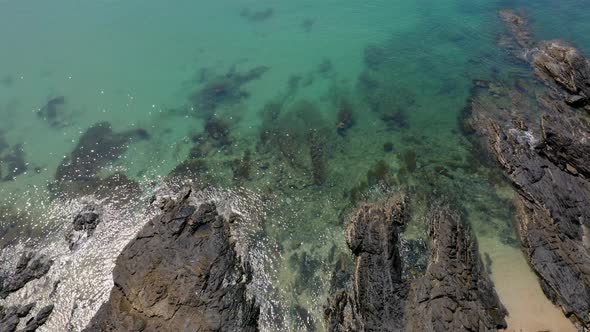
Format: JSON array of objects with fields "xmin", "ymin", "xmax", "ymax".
[{"xmin": 324, "ymin": 195, "xmax": 507, "ymax": 331}]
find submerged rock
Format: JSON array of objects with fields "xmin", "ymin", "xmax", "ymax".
[
  {"xmin": 50, "ymin": 122, "xmax": 147, "ymax": 202},
  {"xmin": 191, "ymin": 66, "xmax": 269, "ymax": 114},
  {"xmin": 239, "ymin": 8, "xmax": 274, "ymax": 23},
  {"xmin": 84, "ymin": 188, "xmax": 259, "ymax": 331},
  {"xmin": 498, "ymin": 9, "xmax": 534, "ymax": 50},
  {"xmin": 1, "ymin": 143, "xmax": 28, "ymax": 181},
  {"xmin": 55, "ymin": 122, "xmax": 148, "ymax": 182},
  {"xmin": 37, "ymin": 96, "xmax": 66, "ymax": 127},
  {"xmin": 324, "ymin": 195, "xmax": 506, "ymax": 331}
]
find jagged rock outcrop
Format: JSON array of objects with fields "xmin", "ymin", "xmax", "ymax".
[
  {"xmin": 405, "ymin": 204, "xmax": 507, "ymax": 331},
  {"xmin": 0, "ymin": 303, "xmax": 54, "ymax": 332},
  {"xmin": 0, "ymin": 252, "xmax": 52, "ymax": 299},
  {"xmin": 324, "ymin": 195, "xmax": 507, "ymax": 331},
  {"xmin": 533, "ymin": 40, "xmax": 590, "ymax": 109},
  {"xmin": 84, "ymin": 188, "xmax": 259, "ymax": 332},
  {"xmin": 463, "ymin": 10, "xmax": 590, "ymax": 329},
  {"xmin": 326, "ymin": 194, "xmax": 409, "ymax": 331},
  {"xmin": 0, "ymin": 303, "xmax": 34, "ymax": 332},
  {"xmin": 66, "ymin": 205, "xmax": 102, "ymax": 250},
  {"xmin": 538, "ymin": 98, "xmax": 590, "ymax": 178}
]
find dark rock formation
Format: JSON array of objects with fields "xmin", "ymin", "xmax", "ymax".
[
  {"xmin": 84, "ymin": 188, "xmax": 259, "ymax": 331},
  {"xmin": 538, "ymin": 98, "xmax": 590, "ymax": 178},
  {"xmin": 405, "ymin": 205, "xmax": 507, "ymax": 331},
  {"xmin": 533, "ymin": 40, "xmax": 590, "ymax": 109},
  {"xmin": 23, "ymin": 305, "xmax": 54, "ymax": 332},
  {"xmin": 0, "ymin": 303, "xmax": 54, "ymax": 332},
  {"xmin": 462, "ymin": 11, "xmax": 590, "ymax": 329},
  {"xmin": 0, "ymin": 252, "xmax": 52, "ymax": 299},
  {"xmin": 0, "ymin": 303, "xmax": 34, "ymax": 332},
  {"xmin": 324, "ymin": 195, "xmax": 506, "ymax": 331},
  {"xmin": 65, "ymin": 205, "xmax": 101, "ymax": 250},
  {"xmin": 341, "ymin": 194, "xmax": 408, "ymax": 331},
  {"xmin": 468, "ymin": 94, "xmax": 590, "ymax": 328}
]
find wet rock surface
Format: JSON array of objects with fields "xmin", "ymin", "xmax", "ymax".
[
  {"xmin": 0, "ymin": 303, "xmax": 54, "ymax": 332},
  {"xmin": 533, "ymin": 40, "xmax": 590, "ymax": 109},
  {"xmin": 331, "ymin": 194, "xmax": 409, "ymax": 331},
  {"xmin": 324, "ymin": 195, "xmax": 506, "ymax": 331},
  {"xmin": 0, "ymin": 251, "xmax": 52, "ymax": 299},
  {"xmin": 66, "ymin": 205, "xmax": 102, "ymax": 250},
  {"xmin": 84, "ymin": 188, "xmax": 260, "ymax": 332},
  {"xmin": 463, "ymin": 10, "xmax": 590, "ymax": 329},
  {"xmin": 405, "ymin": 204, "xmax": 507, "ymax": 331}
]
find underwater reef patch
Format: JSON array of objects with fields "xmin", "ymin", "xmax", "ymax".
[
  {"xmin": 54, "ymin": 122, "xmax": 149, "ymax": 182},
  {"xmin": 50, "ymin": 122, "xmax": 148, "ymax": 202},
  {"xmin": 240, "ymin": 8, "xmax": 274, "ymax": 23},
  {"xmin": 0, "ymin": 143, "xmax": 27, "ymax": 181},
  {"xmin": 191, "ymin": 66, "xmax": 269, "ymax": 116},
  {"xmin": 37, "ymin": 96, "xmax": 66, "ymax": 128}
]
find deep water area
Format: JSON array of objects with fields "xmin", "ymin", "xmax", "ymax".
[{"xmin": 1, "ymin": 0, "xmax": 589, "ymax": 331}]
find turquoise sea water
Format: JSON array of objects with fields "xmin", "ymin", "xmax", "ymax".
[{"xmin": 0, "ymin": 0, "xmax": 589, "ymax": 330}]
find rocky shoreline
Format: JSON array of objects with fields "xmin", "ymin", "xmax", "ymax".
[
  {"xmin": 1, "ymin": 7, "xmax": 590, "ymax": 332},
  {"xmin": 464, "ymin": 9, "xmax": 590, "ymax": 330}
]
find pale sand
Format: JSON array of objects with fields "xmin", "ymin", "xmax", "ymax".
[{"xmin": 479, "ymin": 238, "xmax": 577, "ymax": 332}]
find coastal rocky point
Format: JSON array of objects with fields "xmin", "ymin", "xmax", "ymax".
[
  {"xmin": 324, "ymin": 195, "xmax": 507, "ymax": 331},
  {"xmin": 465, "ymin": 9, "xmax": 590, "ymax": 330},
  {"xmin": 84, "ymin": 187, "xmax": 260, "ymax": 331}
]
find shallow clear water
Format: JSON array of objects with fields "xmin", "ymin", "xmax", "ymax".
[{"xmin": 0, "ymin": 0, "xmax": 588, "ymax": 330}]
